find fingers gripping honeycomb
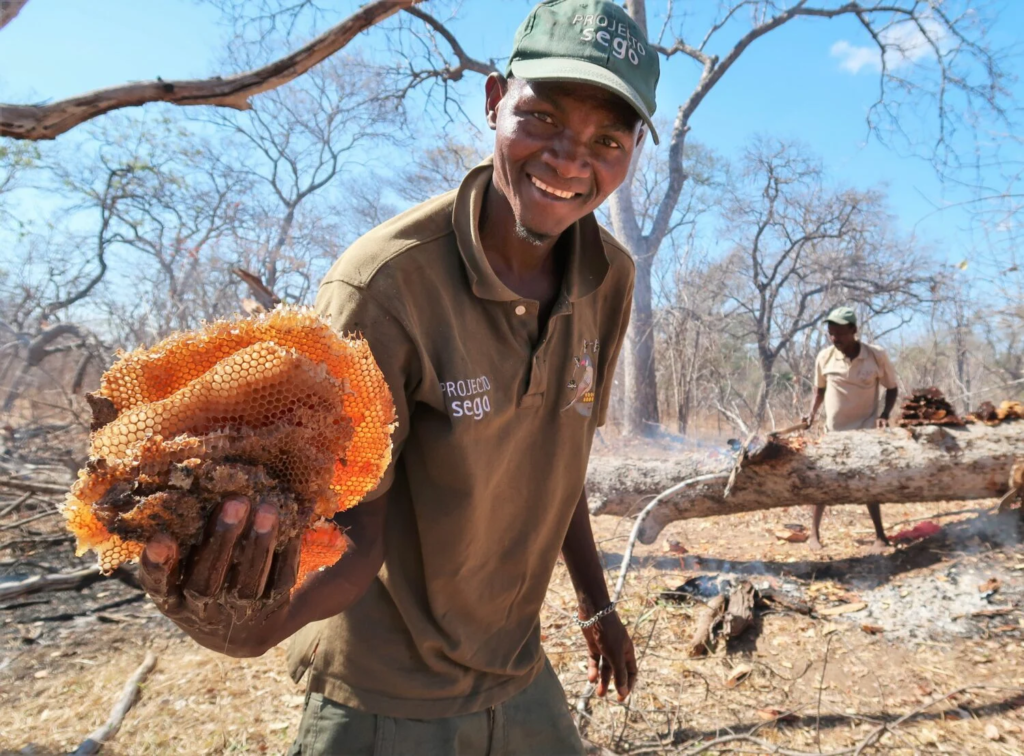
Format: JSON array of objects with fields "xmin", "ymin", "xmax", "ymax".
[{"xmin": 63, "ymin": 305, "xmax": 396, "ymax": 584}]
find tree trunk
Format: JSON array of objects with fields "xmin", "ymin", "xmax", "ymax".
[
  {"xmin": 586, "ymin": 422, "xmax": 1024, "ymax": 544},
  {"xmin": 754, "ymin": 349, "xmax": 775, "ymax": 426},
  {"xmin": 624, "ymin": 254, "xmax": 660, "ymax": 435}
]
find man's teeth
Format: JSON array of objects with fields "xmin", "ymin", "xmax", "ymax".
[{"xmin": 530, "ymin": 175, "xmax": 575, "ymax": 199}]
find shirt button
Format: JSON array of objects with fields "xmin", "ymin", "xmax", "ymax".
[{"xmin": 514, "ymin": 305, "xmax": 527, "ymax": 316}]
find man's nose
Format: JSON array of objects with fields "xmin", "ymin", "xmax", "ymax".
[{"xmin": 543, "ymin": 135, "xmax": 590, "ymax": 180}]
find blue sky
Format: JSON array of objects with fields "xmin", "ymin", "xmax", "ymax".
[{"xmin": 1, "ymin": 0, "xmax": 1021, "ymax": 266}]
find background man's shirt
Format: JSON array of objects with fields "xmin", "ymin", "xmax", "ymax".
[
  {"xmin": 814, "ymin": 343, "xmax": 898, "ymax": 432},
  {"xmin": 287, "ymin": 160, "xmax": 635, "ymax": 718}
]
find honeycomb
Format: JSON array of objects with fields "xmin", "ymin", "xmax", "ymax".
[{"xmin": 63, "ymin": 305, "xmax": 395, "ymax": 590}]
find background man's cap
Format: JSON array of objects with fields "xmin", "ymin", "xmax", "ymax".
[
  {"xmin": 506, "ymin": 0, "xmax": 661, "ymax": 144},
  {"xmin": 825, "ymin": 306, "xmax": 857, "ymax": 327}
]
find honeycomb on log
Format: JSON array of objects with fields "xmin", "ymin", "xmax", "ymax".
[
  {"xmin": 968, "ymin": 400, "xmax": 1024, "ymax": 426},
  {"xmin": 63, "ymin": 305, "xmax": 395, "ymax": 588},
  {"xmin": 897, "ymin": 387, "xmax": 963, "ymax": 427}
]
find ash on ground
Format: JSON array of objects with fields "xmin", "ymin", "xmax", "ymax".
[{"xmin": 642, "ymin": 506, "xmax": 1023, "ymax": 646}]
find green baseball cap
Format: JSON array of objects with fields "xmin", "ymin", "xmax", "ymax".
[
  {"xmin": 825, "ymin": 306, "xmax": 857, "ymax": 326},
  {"xmin": 506, "ymin": 0, "xmax": 661, "ymax": 144}
]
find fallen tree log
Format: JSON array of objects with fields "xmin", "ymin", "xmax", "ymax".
[{"xmin": 586, "ymin": 422, "xmax": 1024, "ymax": 545}]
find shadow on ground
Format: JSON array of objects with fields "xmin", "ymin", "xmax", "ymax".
[{"xmin": 601, "ymin": 509, "xmax": 1023, "ymax": 590}]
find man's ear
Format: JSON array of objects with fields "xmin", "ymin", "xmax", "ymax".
[
  {"xmin": 485, "ymin": 73, "xmax": 509, "ymax": 131},
  {"xmin": 635, "ymin": 125, "xmax": 647, "ymax": 148}
]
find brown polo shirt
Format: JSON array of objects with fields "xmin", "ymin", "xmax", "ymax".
[{"xmin": 286, "ymin": 159, "xmax": 635, "ymax": 718}]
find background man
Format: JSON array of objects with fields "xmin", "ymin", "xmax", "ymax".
[
  {"xmin": 804, "ymin": 306, "xmax": 899, "ymax": 552},
  {"xmin": 136, "ymin": 2, "xmax": 660, "ymax": 754}
]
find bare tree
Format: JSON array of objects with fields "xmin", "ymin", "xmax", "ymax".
[
  {"xmin": 73, "ymin": 120, "xmax": 251, "ymax": 344},
  {"xmin": 718, "ymin": 138, "xmax": 933, "ymax": 425},
  {"xmin": 0, "ymin": 140, "xmax": 39, "ymax": 228},
  {"xmin": 600, "ymin": 0, "xmax": 1010, "ymax": 434},
  {"xmin": 2, "ymin": 117, "xmax": 242, "ymax": 412},
  {"xmin": 601, "ymin": 134, "xmax": 722, "ymax": 434},
  {"xmin": 206, "ymin": 54, "xmax": 402, "ymax": 303},
  {"xmin": 396, "ymin": 136, "xmax": 491, "ymax": 204}
]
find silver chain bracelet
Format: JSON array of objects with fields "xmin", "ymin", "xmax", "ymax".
[{"xmin": 575, "ymin": 601, "xmax": 617, "ymax": 629}]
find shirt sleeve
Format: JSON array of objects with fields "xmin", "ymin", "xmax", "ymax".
[
  {"xmin": 814, "ymin": 350, "xmax": 827, "ymax": 389},
  {"xmin": 876, "ymin": 347, "xmax": 898, "ymax": 390},
  {"xmin": 596, "ymin": 276, "xmax": 634, "ymax": 428},
  {"xmin": 315, "ymin": 278, "xmax": 420, "ymax": 502}
]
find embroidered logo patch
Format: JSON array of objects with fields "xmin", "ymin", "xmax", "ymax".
[
  {"xmin": 441, "ymin": 375, "xmax": 493, "ymax": 420},
  {"xmin": 563, "ymin": 339, "xmax": 599, "ymax": 416}
]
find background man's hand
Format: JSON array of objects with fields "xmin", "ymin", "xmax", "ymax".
[
  {"xmin": 876, "ymin": 417, "xmax": 891, "ymax": 428},
  {"xmin": 583, "ymin": 611, "xmax": 637, "ymax": 701},
  {"xmin": 800, "ymin": 415, "xmax": 814, "ymax": 429},
  {"xmin": 138, "ymin": 495, "xmax": 299, "ymax": 657}
]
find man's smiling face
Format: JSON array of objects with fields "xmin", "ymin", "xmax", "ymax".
[{"xmin": 485, "ymin": 76, "xmax": 644, "ymax": 244}]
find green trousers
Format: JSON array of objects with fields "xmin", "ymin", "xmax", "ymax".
[{"xmin": 287, "ymin": 660, "xmax": 584, "ymax": 756}]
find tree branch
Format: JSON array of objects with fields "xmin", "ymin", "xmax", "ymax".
[
  {"xmin": 0, "ymin": 0, "xmax": 419, "ymax": 140},
  {"xmin": 0, "ymin": 0, "xmax": 29, "ymax": 31},
  {"xmin": 403, "ymin": 6, "xmax": 499, "ymax": 79}
]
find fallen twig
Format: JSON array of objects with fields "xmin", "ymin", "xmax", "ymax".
[
  {"xmin": 682, "ymin": 684, "xmax": 1024, "ymax": 755},
  {"xmin": 0, "ymin": 566, "xmax": 102, "ymax": 601},
  {"xmin": 72, "ymin": 652, "xmax": 157, "ymax": 755},
  {"xmin": 815, "ymin": 633, "xmax": 836, "ymax": 750},
  {"xmin": 0, "ymin": 534, "xmax": 73, "ymax": 551},
  {"xmin": 0, "ymin": 508, "xmax": 58, "ymax": 531},
  {"xmin": 576, "ymin": 472, "xmax": 730, "ymax": 726},
  {"xmin": 28, "ymin": 593, "xmax": 145, "ymax": 623},
  {"xmin": 0, "ymin": 477, "xmax": 68, "ymax": 495},
  {"xmin": 611, "ymin": 472, "xmax": 731, "ymax": 602},
  {"xmin": 0, "ymin": 492, "xmax": 33, "ymax": 517}
]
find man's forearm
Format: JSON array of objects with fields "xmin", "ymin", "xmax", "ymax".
[
  {"xmin": 561, "ymin": 487, "xmax": 612, "ymax": 616},
  {"xmin": 276, "ymin": 497, "xmax": 386, "ymax": 644},
  {"xmin": 807, "ymin": 388, "xmax": 826, "ymax": 423},
  {"xmin": 881, "ymin": 387, "xmax": 898, "ymax": 419}
]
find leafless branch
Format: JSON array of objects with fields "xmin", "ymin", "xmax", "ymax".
[
  {"xmin": 72, "ymin": 652, "xmax": 158, "ymax": 756},
  {"xmin": 0, "ymin": 0, "xmax": 419, "ymax": 140},
  {"xmin": 0, "ymin": 0, "xmax": 29, "ymax": 31},
  {"xmin": 403, "ymin": 6, "xmax": 499, "ymax": 80}
]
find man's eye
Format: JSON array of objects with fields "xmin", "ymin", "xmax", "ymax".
[
  {"xmin": 599, "ymin": 137, "xmax": 622, "ymax": 149},
  {"xmin": 532, "ymin": 112, "xmax": 555, "ymax": 124}
]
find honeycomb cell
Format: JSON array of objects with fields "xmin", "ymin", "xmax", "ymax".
[{"xmin": 63, "ymin": 305, "xmax": 396, "ymax": 590}]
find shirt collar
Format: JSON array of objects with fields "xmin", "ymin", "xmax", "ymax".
[{"xmin": 452, "ymin": 157, "xmax": 610, "ymax": 303}]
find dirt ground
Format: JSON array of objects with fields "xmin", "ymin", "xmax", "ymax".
[{"xmin": 2, "ymin": 490, "xmax": 1023, "ymax": 754}]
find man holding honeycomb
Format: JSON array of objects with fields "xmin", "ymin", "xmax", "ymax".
[{"xmin": 137, "ymin": 1, "xmax": 659, "ymax": 752}]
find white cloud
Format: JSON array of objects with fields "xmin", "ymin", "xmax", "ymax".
[
  {"xmin": 830, "ymin": 40, "xmax": 881, "ymax": 75},
  {"xmin": 830, "ymin": 15, "xmax": 947, "ymax": 75}
]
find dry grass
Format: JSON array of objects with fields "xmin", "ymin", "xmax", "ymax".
[{"xmin": 2, "ymin": 500, "xmax": 1023, "ymax": 754}]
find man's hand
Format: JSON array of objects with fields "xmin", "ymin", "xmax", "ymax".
[
  {"xmin": 138, "ymin": 496, "xmax": 298, "ymax": 657},
  {"xmin": 582, "ymin": 611, "xmax": 637, "ymax": 701},
  {"xmin": 800, "ymin": 415, "xmax": 814, "ymax": 429},
  {"xmin": 876, "ymin": 417, "xmax": 890, "ymax": 428}
]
